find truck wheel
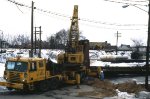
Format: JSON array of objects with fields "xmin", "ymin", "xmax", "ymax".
[
  {"xmin": 80, "ymin": 72, "xmax": 86, "ymax": 83},
  {"xmin": 38, "ymin": 80, "xmax": 50, "ymax": 92},
  {"xmin": 7, "ymin": 87, "xmax": 13, "ymax": 91},
  {"xmin": 49, "ymin": 78, "xmax": 59, "ymax": 90}
]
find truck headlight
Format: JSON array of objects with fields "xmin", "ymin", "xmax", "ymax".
[{"xmin": 22, "ymin": 79, "xmax": 25, "ymax": 82}]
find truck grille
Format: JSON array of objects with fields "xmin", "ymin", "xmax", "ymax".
[{"xmin": 9, "ymin": 72, "xmax": 20, "ymax": 82}]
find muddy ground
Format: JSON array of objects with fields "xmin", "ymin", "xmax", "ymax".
[
  {"xmin": 80, "ymin": 78, "xmax": 146, "ymax": 98},
  {"xmin": 0, "ymin": 78, "xmax": 148, "ymax": 99}
]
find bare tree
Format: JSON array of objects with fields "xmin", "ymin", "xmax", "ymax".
[
  {"xmin": 47, "ymin": 29, "xmax": 68, "ymax": 49},
  {"xmin": 131, "ymin": 39, "xmax": 144, "ymax": 52},
  {"xmin": 131, "ymin": 39, "xmax": 144, "ymax": 59},
  {"xmin": 10, "ymin": 34, "xmax": 30, "ymax": 48},
  {"xmin": 47, "ymin": 29, "xmax": 86, "ymax": 49},
  {"xmin": 47, "ymin": 35, "xmax": 56, "ymax": 49}
]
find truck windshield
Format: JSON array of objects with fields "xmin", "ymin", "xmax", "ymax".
[{"xmin": 6, "ymin": 61, "xmax": 28, "ymax": 72}]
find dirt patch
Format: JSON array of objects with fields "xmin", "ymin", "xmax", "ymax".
[
  {"xmin": 78, "ymin": 78, "xmax": 146, "ymax": 98},
  {"xmin": 78, "ymin": 90, "xmax": 114, "ymax": 98},
  {"xmin": 79, "ymin": 78, "xmax": 117, "ymax": 98}
]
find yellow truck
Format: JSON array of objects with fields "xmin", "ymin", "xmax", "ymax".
[
  {"xmin": 0, "ymin": 56, "xmax": 101, "ymax": 92},
  {"xmin": 1, "ymin": 57, "xmax": 63, "ymax": 91}
]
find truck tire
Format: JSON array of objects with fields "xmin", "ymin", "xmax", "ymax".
[
  {"xmin": 7, "ymin": 87, "xmax": 13, "ymax": 91},
  {"xmin": 38, "ymin": 80, "xmax": 50, "ymax": 92},
  {"xmin": 80, "ymin": 72, "xmax": 86, "ymax": 83},
  {"xmin": 49, "ymin": 77, "xmax": 59, "ymax": 90}
]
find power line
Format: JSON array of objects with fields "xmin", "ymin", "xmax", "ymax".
[
  {"xmin": 35, "ymin": 8, "xmax": 71, "ymax": 19},
  {"xmin": 15, "ymin": 4, "xmax": 23, "ymax": 13},
  {"xmin": 104, "ymin": 0, "xmax": 148, "ymax": 6},
  {"xmin": 6, "ymin": 0, "xmax": 148, "ymax": 29},
  {"xmin": 35, "ymin": 8, "xmax": 147, "ymax": 27},
  {"xmin": 122, "ymin": 0, "xmax": 148, "ymax": 3},
  {"xmin": 80, "ymin": 22, "xmax": 147, "ymax": 30},
  {"xmin": 80, "ymin": 18, "xmax": 147, "ymax": 26},
  {"xmin": 7, "ymin": 0, "xmax": 25, "ymax": 7}
]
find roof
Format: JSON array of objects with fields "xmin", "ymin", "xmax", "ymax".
[{"xmin": 118, "ymin": 44, "xmax": 132, "ymax": 51}]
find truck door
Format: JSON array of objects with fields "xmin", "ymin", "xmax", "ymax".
[
  {"xmin": 29, "ymin": 62, "xmax": 38, "ymax": 82},
  {"xmin": 37, "ymin": 60, "xmax": 46, "ymax": 80}
]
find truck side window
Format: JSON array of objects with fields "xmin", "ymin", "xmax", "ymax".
[
  {"xmin": 30, "ymin": 62, "xmax": 36, "ymax": 71},
  {"xmin": 39, "ymin": 61, "xmax": 43, "ymax": 68}
]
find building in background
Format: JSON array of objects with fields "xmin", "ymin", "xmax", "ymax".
[{"xmin": 89, "ymin": 41, "xmax": 111, "ymax": 50}]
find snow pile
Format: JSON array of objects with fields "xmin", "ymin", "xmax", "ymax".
[
  {"xmin": 116, "ymin": 89, "xmax": 135, "ymax": 99},
  {"xmin": 104, "ymin": 92, "xmax": 136, "ymax": 99},
  {"xmin": 105, "ymin": 91, "xmax": 150, "ymax": 99}
]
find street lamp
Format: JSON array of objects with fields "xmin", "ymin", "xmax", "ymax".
[
  {"xmin": 122, "ymin": 4, "xmax": 148, "ymax": 13},
  {"xmin": 123, "ymin": 3, "xmax": 150, "ymax": 90}
]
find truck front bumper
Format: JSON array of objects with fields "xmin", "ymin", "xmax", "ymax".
[{"xmin": 0, "ymin": 81, "xmax": 24, "ymax": 90}]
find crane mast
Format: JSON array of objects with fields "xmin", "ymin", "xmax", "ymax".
[{"xmin": 69, "ymin": 5, "xmax": 79, "ymax": 49}]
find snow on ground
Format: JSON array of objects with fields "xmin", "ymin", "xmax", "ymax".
[
  {"xmin": 90, "ymin": 60, "xmax": 145, "ymax": 67},
  {"xmin": 104, "ymin": 91, "xmax": 136, "ymax": 99},
  {"xmin": 89, "ymin": 50, "xmax": 146, "ymax": 67}
]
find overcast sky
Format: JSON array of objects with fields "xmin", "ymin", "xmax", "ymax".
[{"xmin": 0, "ymin": 0, "xmax": 148, "ymax": 46}]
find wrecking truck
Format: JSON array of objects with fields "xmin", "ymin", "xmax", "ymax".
[{"xmin": 0, "ymin": 5, "xmax": 102, "ymax": 92}]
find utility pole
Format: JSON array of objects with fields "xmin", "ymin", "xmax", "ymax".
[
  {"xmin": 30, "ymin": 1, "xmax": 34, "ymax": 57},
  {"xmin": 145, "ymin": 0, "xmax": 150, "ymax": 90},
  {"xmin": 0, "ymin": 32, "xmax": 3, "ymax": 53},
  {"xmin": 34, "ymin": 27, "xmax": 37, "ymax": 54},
  {"xmin": 115, "ymin": 31, "xmax": 121, "ymax": 55},
  {"xmin": 39, "ymin": 26, "xmax": 42, "ymax": 58}
]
